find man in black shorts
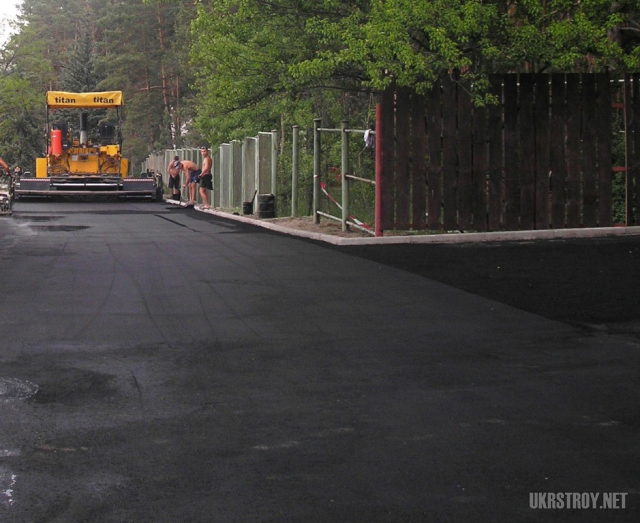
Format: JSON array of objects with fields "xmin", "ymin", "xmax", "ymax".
[
  {"xmin": 198, "ymin": 146, "xmax": 213, "ymax": 210},
  {"xmin": 175, "ymin": 158, "xmax": 200, "ymax": 206},
  {"xmin": 167, "ymin": 156, "xmax": 182, "ymax": 201}
]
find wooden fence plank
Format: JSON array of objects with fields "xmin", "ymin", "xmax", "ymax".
[
  {"xmin": 380, "ymin": 87, "xmax": 396, "ymax": 230},
  {"xmin": 383, "ymin": 73, "xmax": 622, "ymax": 233},
  {"xmin": 597, "ymin": 74, "xmax": 612, "ymax": 227},
  {"xmin": 395, "ymin": 87, "xmax": 411, "ymax": 229},
  {"xmin": 472, "ymin": 101, "xmax": 488, "ymax": 231},
  {"xmin": 550, "ymin": 74, "xmax": 566, "ymax": 228},
  {"xmin": 582, "ymin": 74, "xmax": 598, "ymax": 227},
  {"xmin": 442, "ymin": 76, "xmax": 458, "ymax": 230},
  {"xmin": 504, "ymin": 75, "xmax": 519, "ymax": 229},
  {"xmin": 457, "ymin": 81, "xmax": 473, "ymax": 230},
  {"xmin": 487, "ymin": 76, "xmax": 503, "ymax": 231},
  {"xmin": 519, "ymin": 74, "xmax": 536, "ymax": 230},
  {"xmin": 635, "ymin": 74, "xmax": 640, "ymax": 225},
  {"xmin": 624, "ymin": 74, "xmax": 633, "ymax": 225},
  {"xmin": 566, "ymin": 74, "xmax": 581, "ymax": 228},
  {"xmin": 426, "ymin": 81, "xmax": 442, "ymax": 229},
  {"xmin": 632, "ymin": 73, "xmax": 640, "ymax": 226},
  {"xmin": 535, "ymin": 75, "xmax": 550, "ymax": 229},
  {"xmin": 411, "ymin": 93, "xmax": 427, "ymax": 229}
]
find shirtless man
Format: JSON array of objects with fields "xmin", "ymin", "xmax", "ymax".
[
  {"xmin": 198, "ymin": 146, "xmax": 213, "ymax": 210},
  {"xmin": 176, "ymin": 158, "xmax": 201, "ymax": 207},
  {"xmin": 167, "ymin": 156, "xmax": 182, "ymax": 201}
]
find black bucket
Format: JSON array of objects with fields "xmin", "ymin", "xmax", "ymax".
[
  {"xmin": 257, "ymin": 193, "xmax": 275, "ymax": 219},
  {"xmin": 242, "ymin": 201, "xmax": 253, "ymax": 215}
]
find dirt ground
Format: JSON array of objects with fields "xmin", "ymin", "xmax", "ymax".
[
  {"xmin": 243, "ymin": 215, "xmax": 474, "ymax": 238},
  {"xmin": 251, "ymin": 215, "xmax": 374, "ymax": 237}
]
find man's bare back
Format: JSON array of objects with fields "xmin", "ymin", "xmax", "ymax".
[{"xmin": 180, "ymin": 160, "xmax": 199, "ymax": 173}]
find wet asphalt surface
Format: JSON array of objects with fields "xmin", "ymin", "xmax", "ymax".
[{"xmin": 0, "ymin": 200, "xmax": 638, "ymax": 522}]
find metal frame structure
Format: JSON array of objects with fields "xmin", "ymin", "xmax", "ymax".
[{"xmin": 312, "ymin": 119, "xmax": 376, "ymax": 235}]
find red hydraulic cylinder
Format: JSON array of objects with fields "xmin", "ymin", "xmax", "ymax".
[{"xmin": 51, "ymin": 129, "xmax": 62, "ymax": 156}]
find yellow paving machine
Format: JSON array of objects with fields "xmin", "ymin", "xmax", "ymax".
[{"xmin": 15, "ymin": 91, "xmax": 161, "ymax": 199}]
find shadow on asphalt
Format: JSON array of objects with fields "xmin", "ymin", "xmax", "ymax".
[
  {"xmin": 334, "ymin": 236, "xmax": 640, "ymax": 331},
  {"xmin": 162, "ymin": 205, "xmax": 640, "ymax": 332}
]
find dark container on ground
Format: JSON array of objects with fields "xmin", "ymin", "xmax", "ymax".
[{"xmin": 257, "ymin": 193, "xmax": 275, "ymax": 219}]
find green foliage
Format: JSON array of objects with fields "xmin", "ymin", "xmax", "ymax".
[
  {"xmin": 502, "ymin": 0, "xmax": 640, "ymax": 73},
  {"xmin": 292, "ymin": 0, "xmax": 640, "ymax": 95},
  {"xmin": 0, "ymin": 20, "xmax": 54, "ymax": 168},
  {"xmin": 191, "ymin": 1, "xmax": 305, "ymax": 142},
  {"xmin": 187, "ymin": 0, "xmax": 640, "ymax": 150},
  {"xmin": 60, "ymin": 26, "xmax": 99, "ymax": 92},
  {"xmin": 0, "ymin": 74, "xmax": 46, "ymax": 168},
  {"xmin": 0, "ymin": 0, "xmax": 196, "ymax": 172},
  {"xmin": 293, "ymin": 0, "xmax": 503, "ymax": 93},
  {"xmin": 58, "ymin": 23, "xmax": 107, "ymax": 137},
  {"xmin": 2, "ymin": 0, "xmax": 640, "ymax": 179}
]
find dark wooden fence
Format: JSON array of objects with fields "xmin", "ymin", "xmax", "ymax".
[
  {"xmin": 626, "ymin": 73, "xmax": 640, "ymax": 226},
  {"xmin": 379, "ymin": 73, "xmax": 640, "ymax": 231}
]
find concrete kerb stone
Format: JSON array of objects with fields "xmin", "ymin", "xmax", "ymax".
[{"xmin": 166, "ymin": 199, "xmax": 640, "ymax": 245}]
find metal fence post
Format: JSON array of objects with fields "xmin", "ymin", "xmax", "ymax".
[
  {"xmin": 220, "ymin": 143, "xmax": 230, "ymax": 208},
  {"xmin": 243, "ymin": 137, "xmax": 256, "ymax": 206},
  {"xmin": 231, "ymin": 140, "xmax": 243, "ymax": 208},
  {"xmin": 375, "ymin": 103, "xmax": 383, "ymax": 237},
  {"xmin": 257, "ymin": 132, "xmax": 271, "ymax": 194},
  {"xmin": 178, "ymin": 149, "xmax": 188, "ymax": 201},
  {"xmin": 254, "ymin": 136, "xmax": 260, "ymax": 209},
  {"xmin": 313, "ymin": 119, "xmax": 321, "ymax": 224},
  {"xmin": 213, "ymin": 148, "xmax": 220, "ymax": 208},
  {"xmin": 195, "ymin": 148, "xmax": 203, "ymax": 204},
  {"xmin": 271, "ymin": 129, "xmax": 278, "ymax": 199},
  {"xmin": 228, "ymin": 143, "xmax": 235, "ymax": 207},
  {"xmin": 292, "ymin": 125, "xmax": 299, "ymax": 217},
  {"xmin": 341, "ymin": 120, "xmax": 349, "ymax": 232}
]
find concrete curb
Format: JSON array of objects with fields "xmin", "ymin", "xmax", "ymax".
[{"xmin": 166, "ymin": 200, "xmax": 640, "ymax": 246}]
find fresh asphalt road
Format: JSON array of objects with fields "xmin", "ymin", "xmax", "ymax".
[{"xmin": 0, "ymin": 200, "xmax": 638, "ymax": 522}]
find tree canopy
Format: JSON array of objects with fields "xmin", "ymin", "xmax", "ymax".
[
  {"xmin": 0, "ymin": 0, "xmax": 194, "ymax": 171},
  {"xmin": 0, "ymin": 0, "xmax": 639, "ymax": 170}
]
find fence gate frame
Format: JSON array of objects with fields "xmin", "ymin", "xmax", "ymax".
[{"xmin": 311, "ymin": 119, "xmax": 376, "ymax": 235}]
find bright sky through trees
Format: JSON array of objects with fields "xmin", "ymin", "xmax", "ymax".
[{"xmin": 0, "ymin": 0, "xmax": 19, "ymax": 44}]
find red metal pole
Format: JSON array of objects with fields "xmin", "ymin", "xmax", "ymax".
[{"xmin": 375, "ymin": 103, "xmax": 383, "ymax": 237}]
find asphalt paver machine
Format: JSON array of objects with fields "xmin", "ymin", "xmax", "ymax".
[{"xmin": 15, "ymin": 91, "xmax": 161, "ymax": 199}]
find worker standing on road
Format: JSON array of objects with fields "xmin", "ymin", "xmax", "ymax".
[
  {"xmin": 198, "ymin": 146, "xmax": 213, "ymax": 210},
  {"xmin": 178, "ymin": 158, "xmax": 201, "ymax": 208},
  {"xmin": 167, "ymin": 156, "xmax": 182, "ymax": 201},
  {"xmin": 0, "ymin": 156, "xmax": 9, "ymax": 172}
]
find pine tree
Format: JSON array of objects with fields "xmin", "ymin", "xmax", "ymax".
[
  {"xmin": 60, "ymin": 25, "xmax": 98, "ymax": 93},
  {"xmin": 3, "ymin": 0, "xmax": 195, "ymax": 170},
  {"xmin": 58, "ymin": 22, "xmax": 106, "ymax": 144}
]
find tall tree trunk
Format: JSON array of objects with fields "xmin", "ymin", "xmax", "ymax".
[
  {"xmin": 156, "ymin": 3, "xmax": 173, "ymax": 143},
  {"xmin": 175, "ymin": 74, "xmax": 181, "ymax": 148}
]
